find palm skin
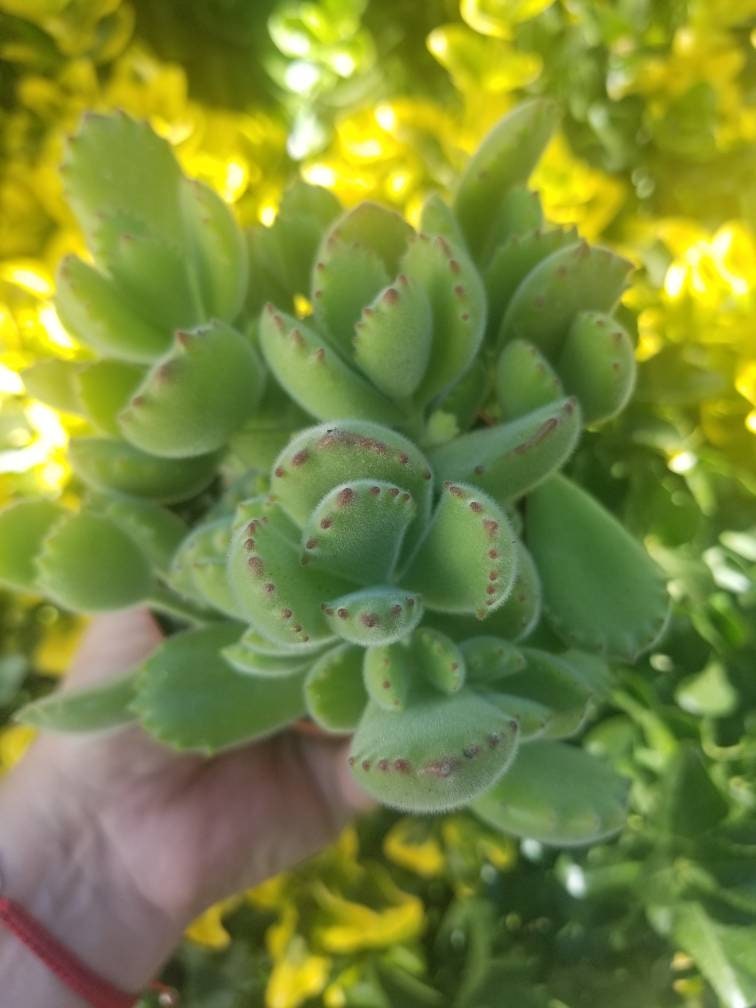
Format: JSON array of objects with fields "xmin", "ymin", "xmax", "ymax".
[{"xmin": 0, "ymin": 608, "xmax": 370, "ymax": 1002}]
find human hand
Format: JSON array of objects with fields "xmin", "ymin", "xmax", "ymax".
[{"xmin": 0, "ymin": 608, "xmax": 370, "ymax": 1005}]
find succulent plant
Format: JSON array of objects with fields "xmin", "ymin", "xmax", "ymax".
[{"xmin": 1, "ymin": 100, "xmax": 671, "ymax": 844}]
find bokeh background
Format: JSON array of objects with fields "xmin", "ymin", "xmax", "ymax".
[{"xmin": 1, "ymin": 2, "xmax": 755, "ymax": 1005}]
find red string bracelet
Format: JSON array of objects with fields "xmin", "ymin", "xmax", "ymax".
[{"xmin": 0, "ymin": 896, "xmax": 179, "ymax": 1007}]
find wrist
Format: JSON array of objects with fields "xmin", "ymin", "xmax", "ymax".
[{"xmin": 0, "ymin": 754, "xmax": 184, "ymax": 1002}]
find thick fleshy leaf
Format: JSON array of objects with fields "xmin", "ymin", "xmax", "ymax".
[
  {"xmin": 69, "ymin": 438, "xmax": 218, "ymax": 503},
  {"xmin": 319, "ymin": 202, "xmax": 413, "ymax": 275},
  {"xmin": 472, "ymin": 741, "xmax": 628, "ymax": 846},
  {"xmin": 349, "ymin": 687, "xmax": 519, "ymax": 812},
  {"xmin": 498, "ymin": 241, "xmax": 633, "ymax": 356},
  {"xmin": 131, "ymin": 623, "xmax": 306, "ymax": 753},
  {"xmin": 353, "ymin": 276, "xmax": 433, "ymax": 399},
  {"xmin": 179, "ymin": 178, "xmax": 248, "ymax": 321},
  {"xmin": 76, "ymin": 360, "xmax": 144, "ymax": 436},
  {"xmin": 16, "ymin": 672, "xmax": 138, "ymax": 733},
  {"xmin": 95, "ymin": 213, "xmax": 201, "ymax": 332},
  {"xmin": 0, "ymin": 499, "xmax": 66, "ymax": 592},
  {"xmin": 527, "ymin": 475, "xmax": 670, "ymax": 660},
  {"xmin": 259, "ymin": 305, "xmax": 401, "ymax": 425},
  {"xmin": 323, "ymin": 586, "xmax": 423, "ymax": 646},
  {"xmin": 92, "ymin": 498, "xmax": 186, "ymax": 576},
  {"xmin": 222, "ymin": 632, "xmax": 315, "ymax": 678},
  {"xmin": 364, "ymin": 641, "xmax": 413, "ymax": 711},
  {"xmin": 659, "ymin": 745, "xmax": 729, "ymax": 839},
  {"xmin": 484, "ymin": 227, "xmax": 578, "ymax": 340},
  {"xmin": 312, "ymin": 241, "xmax": 391, "ymax": 356},
  {"xmin": 557, "ymin": 311, "xmax": 636, "ymax": 424},
  {"xmin": 454, "ymin": 98, "xmax": 559, "ymax": 260},
  {"xmin": 429, "ymin": 398, "xmax": 580, "ymax": 501},
  {"xmin": 305, "ymin": 643, "xmax": 367, "ymax": 732},
  {"xmin": 62, "ymin": 111, "xmax": 183, "ymax": 252},
  {"xmin": 271, "ymin": 421, "xmax": 434, "ymax": 549},
  {"xmin": 22, "ymin": 359, "xmax": 83, "ymax": 414},
  {"xmin": 460, "ymin": 636, "xmax": 526, "ymax": 685},
  {"xmin": 170, "ymin": 518, "xmax": 245, "ymax": 618},
  {"xmin": 413, "ymin": 627, "xmax": 465, "ymax": 694},
  {"xmin": 119, "ymin": 321, "xmax": 263, "ymax": 458},
  {"xmin": 403, "ymin": 482, "xmax": 516, "ymax": 616},
  {"xmin": 55, "ymin": 256, "xmax": 171, "ymax": 363},
  {"xmin": 300, "ymin": 479, "xmax": 416, "ymax": 585},
  {"xmin": 418, "ymin": 192, "xmax": 466, "ymax": 246},
  {"xmin": 35, "ymin": 511, "xmax": 152, "ymax": 611},
  {"xmin": 496, "ymin": 340, "xmax": 563, "ymax": 420},
  {"xmin": 499, "ymin": 648, "xmax": 594, "ymax": 740},
  {"xmin": 228, "ymin": 501, "xmax": 346, "ymax": 647},
  {"xmin": 401, "ymin": 233, "xmax": 486, "ymax": 405}
]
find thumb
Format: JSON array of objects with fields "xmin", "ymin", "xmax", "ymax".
[{"xmin": 66, "ymin": 607, "xmax": 163, "ymax": 690}]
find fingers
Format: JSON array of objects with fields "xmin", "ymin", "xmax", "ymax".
[
  {"xmin": 305, "ymin": 736, "xmax": 376, "ymax": 820},
  {"xmin": 66, "ymin": 607, "xmax": 164, "ymax": 689}
]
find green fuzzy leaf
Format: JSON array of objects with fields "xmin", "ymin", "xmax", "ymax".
[
  {"xmin": 22, "ymin": 358, "xmax": 83, "ymax": 414},
  {"xmin": 132, "ymin": 623, "xmax": 306, "ymax": 753},
  {"xmin": 222, "ymin": 629, "xmax": 315, "ymax": 678},
  {"xmin": 498, "ymin": 241, "xmax": 634, "ymax": 356},
  {"xmin": 425, "ymin": 540, "xmax": 541, "ymax": 642},
  {"xmin": 472, "ymin": 741, "xmax": 628, "ymax": 846},
  {"xmin": 413, "ymin": 627, "xmax": 465, "ymax": 694},
  {"xmin": 401, "ymin": 233, "xmax": 486, "ymax": 406},
  {"xmin": 95, "ymin": 213, "xmax": 202, "ymax": 332},
  {"xmin": 305, "ymin": 643, "xmax": 367, "ymax": 732},
  {"xmin": 496, "ymin": 339, "xmax": 563, "ymax": 420},
  {"xmin": 179, "ymin": 178, "xmax": 248, "ymax": 321},
  {"xmin": 62, "ymin": 112, "xmax": 184, "ymax": 253},
  {"xmin": 35, "ymin": 511, "xmax": 153, "ymax": 611},
  {"xmin": 271, "ymin": 421, "xmax": 434, "ymax": 550},
  {"xmin": 403, "ymin": 482, "xmax": 516, "ymax": 617},
  {"xmin": 228, "ymin": 500, "xmax": 345, "ymax": 648},
  {"xmin": 484, "ymin": 227, "xmax": 578, "ymax": 340},
  {"xmin": 353, "ymin": 276, "xmax": 433, "ymax": 400},
  {"xmin": 320, "ymin": 201, "xmax": 413, "ymax": 275},
  {"xmin": 119, "ymin": 321, "xmax": 263, "ymax": 458},
  {"xmin": 76, "ymin": 360, "xmax": 144, "ymax": 436},
  {"xmin": 461, "ymin": 636, "xmax": 526, "ymax": 685},
  {"xmin": 349, "ymin": 687, "xmax": 519, "ymax": 813},
  {"xmin": 557, "ymin": 311, "xmax": 636, "ymax": 424},
  {"xmin": 0, "ymin": 499, "xmax": 66, "ymax": 592},
  {"xmin": 499, "ymin": 647, "xmax": 594, "ymax": 740},
  {"xmin": 419, "ymin": 192, "xmax": 466, "ymax": 246},
  {"xmin": 364, "ymin": 641, "xmax": 413, "ymax": 711},
  {"xmin": 246, "ymin": 182, "xmax": 341, "ymax": 311},
  {"xmin": 429, "ymin": 398, "xmax": 581, "ymax": 501},
  {"xmin": 259, "ymin": 305, "xmax": 401, "ymax": 425},
  {"xmin": 490, "ymin": 186, "xmax": 544, "ymax": 244},
  {"xmin": 170, "ymin": 518, "xmax": 245, "ymax": 618},
  {"xmin": 91, "ymin": 497, "xmax": 186, "ymax": 576},
  {"xmin": 300, "ymin": 479, "xmax": 416, "ymax": 585},
  {"xmin": 69, "ymin": 437, "xmax": 218, "ymax": 503},
  {"xmin": 527, "ymin": 475, "xmax": 670, "ymax": 660},
  {"xmin": 312, "ymin": 241, "xmax": 391, "ymax": 356},
  {"xmin": 16, "ymin": 672, "xmax": 138, "ymax": 732},
  {"xmin": 432, "ymin": 358, "xmax": 489, "ymax": 434},
  {"xmin": 55, "ymin": 256, "xmax": 171, "ymax": 363},
  {"xmin": 323, "ymin": 586, "xmax": 423, "ymax": 646},
  {"xmin": 454, "ymin": 98, "xmax": 559, "ymax": 261}
]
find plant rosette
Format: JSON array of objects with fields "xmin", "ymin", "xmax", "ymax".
[{"xmin": 2, "ymin": 101, "xmax": 670, "ymax": 845}]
